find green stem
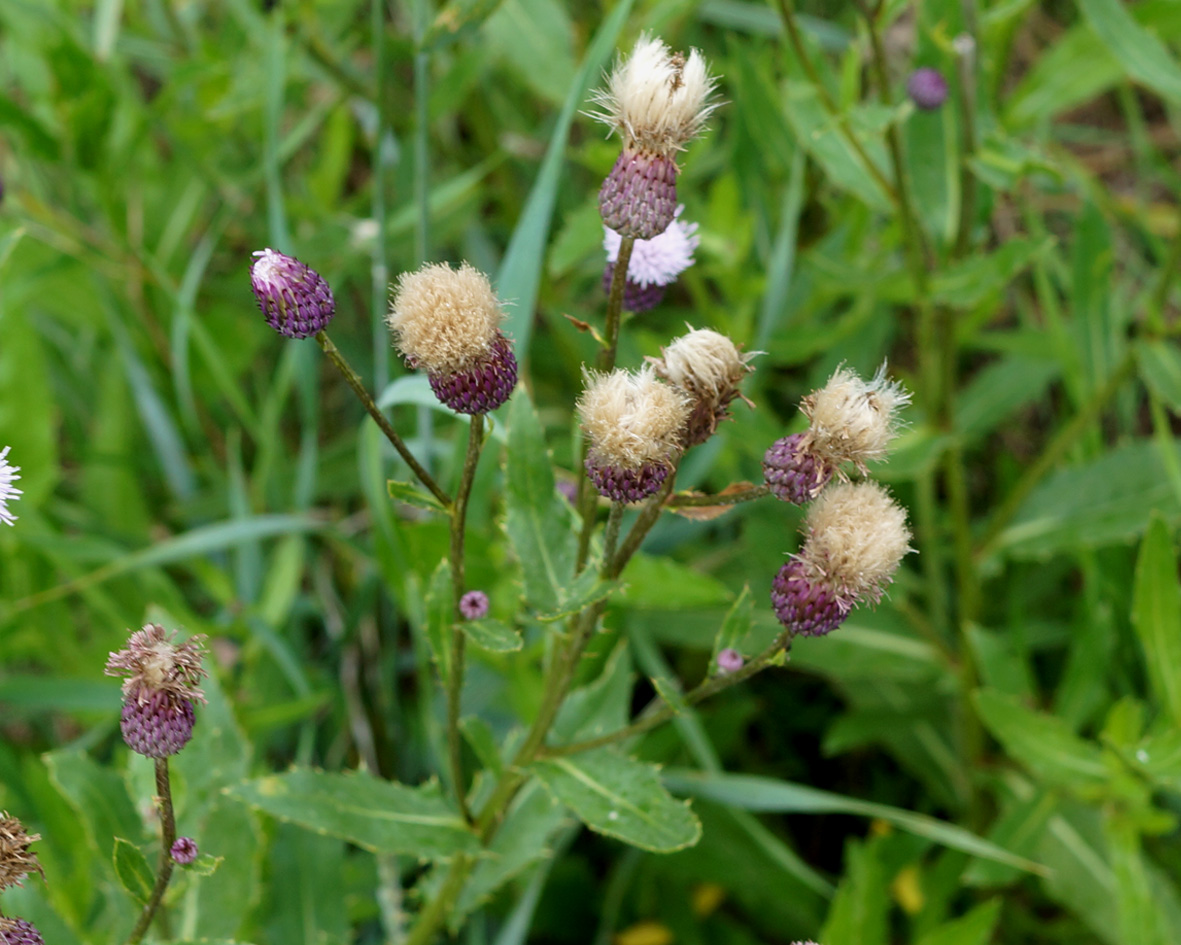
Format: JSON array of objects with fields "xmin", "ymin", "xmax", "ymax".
[
  {"xmin": 315, "ymin": 330, "xmax": 451, "ymax": 508},
  {"xmin": 402, "ymin": 854, "xmax": 473, "ymax": 945},
  {"xmin": 975, "ymin": 349, "xmax": 1137, "ymax": 560},
  {"xmin": 602, "ymin": 503, "xmax": 625, "ymax": 566},
  {"xmin": 447, "ymin": 414, "xmax": 484, "ymax": 821},
  {"xmin": 124, "ymin": 759, "xmax": 177, "ymax": 945},
  {"xmin": 541, "ymin": 635, "xmax": 791, "ymax": 758},
  {"xmin": 951, "ymin": 30, "xmax": 979, "ymax": 259}
]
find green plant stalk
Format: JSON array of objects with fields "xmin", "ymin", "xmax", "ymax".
[
  {"xmin": 772, "ymin": 0, "xmax": 899, "ymax": 207},
  {"xmin": 951, "ymin": 31, "xmax": 979, "ymax": 259},
  {"xmin": 371, "ymin": 0, "xmax": 392, "ymax": 393},
  {"xmin": 447, "ymin": 414, "xmax": 485, "ymax": 822},
  {"xmin": 576, "ymin": 235, "xmax": 637, "ymax": 571},
  {"xmin": 124, "ymin": 758, "xmax": 178, "ymax": 945},
  {"xmin": 975, "ymin": 348, "xmax": 1137, "ymax": 560},
  {"xmin": 539, "ymin": 634, "xmax": 792, "ymax": 757},
  {"xmin": 315, "ymin": 330, "xmax": 451, "ymax": 508}
]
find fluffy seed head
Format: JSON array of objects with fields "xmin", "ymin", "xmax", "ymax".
[
  {"xmin": 0, "ymin": 814, "xmax": 43, "ymax": 891},
  {"xmin": 799, "ymin": 481, "xmax": 913, "ymax": 606},
  {"xmin": 388, "ymin": 263, "xmax": 508, "ymax": 375},
  {"xmin": 650, "ymin": 328, "xmax": 755, "ymax": 445},
  {"xmin": 0, "ymin": 918, "xmax": 44, "ymax": 945},
  {"xmin": 250, "ymin": 249, "xmax": 336, "ymax": 339},
  {"xmin": 589, "ymin": 34, "xmax": 719, "ymax": 157},
  {"xmin": 459, "ymin": 590, "xmax": 490, "ymax": 620},
  {"xmin": 171, "ymin": 837, "xmax": 199, "ymax": 865},
  {"xmin": 800, "ymin": 364, "xmax": 910, "ymax": 472},
  {"xmin": 0, "ymin": 446, "xmax": 21, "ymax": 527},
  {"xmin": 603, "ymin": 205, "xmax": 699, "ymax": 290},
  {"xmin": 577, "ymin": 366, "xmax": 690, "ymax": 471}
]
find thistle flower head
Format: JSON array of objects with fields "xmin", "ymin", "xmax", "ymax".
[
  {"xmin": 604, "ymin": 204, "xmax": 699, "ymax": 289},
  {"xmin": 800, "ymin": 364, "xmax": 910, "ymax": 473},
  {"xmin": 579, "ymin": 367, "xmax": 690, "ymax": 503},
  {"xmin": 589, "ymin": 34, "xmax": 718, "ymax": 157},
  {"xmin": 250, "ymin": 249, "xmax": 336, "ymax": 339},
  {"xmin": 0, "ymin": 918, "xmax": 44, "ymax": 945},
  {"xmin": 170, "ymin": 837, "xmax": 199, "ymax": 865},
  {"xmin": 0, "ymin": 814, "xmax": 43, "ymax": 891},
  {"xmin": 650, "ymin": 327, "xmax": 756, "ymax": 446},
  {"xmin": 105, "ymin": 625, "xmax": 208, "ymax": 757},
  {"xmin": 388, "ymin": 263, "xmax": 518, "ymax": 413},
  {"xmin": 0, "ymin": 446, "xmax": 21, "ymax": 527}
]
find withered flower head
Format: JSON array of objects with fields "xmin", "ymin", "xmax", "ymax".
[{"xmin": 0, "ymin": 814, "xmax": 43, "ymax": 891}]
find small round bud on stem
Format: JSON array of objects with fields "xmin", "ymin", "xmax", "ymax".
[
  {"xmin": 0, "ymin": 446, "xmax": 21, "ymax": 527},
  {"xmin": 388, "ymin": 263, "xmax": 518, "ymax": 415},
  {"xmin": 716, "ymin": 648, "xmax": 744, "ymax": 673},
  {"xmin": 772, "ymin": 481, "xmax": 913, "ymax": 637},
  {"xmin": 907, "ymin": 67, "xmax": 948, "ymax": 111},
  {"xmin": 0, "ymin": 814, "xmax": 43, "ymax": 891},
  {"xmin": 459, "ymin": 590, "xmax": 490, "ymax": 620},
  {"xmin": 170, "ymin": 837, "xmax": 199, "ymax": 865},
  {"xmin": 250, "ymin": 249, "xmax": 336, "ymax": 339},
  {"xmin": 650, "ymin": 327, "xmax": 755, "ymax": 446},
  {"xmin": 105, "ymin": 625, "xmax": 208, "ymax": 757},
  {"xmin": 578, "ymin": 367, "xmax": 690, "ymax": 504},
  {"xmin": 602, "ymin": 205, "xmax": 699, "ymax": 312},
  {"xmin": 590, "ymin": 35, "xmax": 719, "ymax": 239}
]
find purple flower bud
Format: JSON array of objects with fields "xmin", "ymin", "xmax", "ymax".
[
  {"xmin": 459, "ymin": 590, "xmax": 490, "ymax": 620},
  {"xmin": 0, "ymin": 918, "xmax": 44, "ymax": 945},
  {"xmin": 250, "ymin": 248, "xmax": 336, "ymax": 339},
  {"xmin": 426, "ymin": 334, "xmax": 518, "ymax": 415},
  {"xmin": 171, "ymin": 837, "xmax": 199, "ymax": 865},
  {"xmin": 763, "ymin": 433, "xmax": 833, "ymax": 505},
  {"xmin": 716, "ymin": 648, "xmax": 744, "ymax": 673},
  {"xmin": 907, "ymin": 68, "xmax": 948, "ymax": 111},
  {"xmin": 557, "ymin": 480, "xmax": 579, "ymax": 506},
  {"xmin": 585, "ymin": 455, "xmax": 671, "ymax": 504},
  {"xmin": 771, "ymin": 558, "xmax": 849, "ymax": 637}
]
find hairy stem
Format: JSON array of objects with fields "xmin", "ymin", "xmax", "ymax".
[
  {"xmin": 124, "ymin": 758, "xmax": 178, "ymax": 945},
  {"xmin": 447, "ymin": 414, "xmax": 485, "ymax": 821},
  {"xmin": 315, "ymin": 330, "xmax": 451, "ymax": 508}
]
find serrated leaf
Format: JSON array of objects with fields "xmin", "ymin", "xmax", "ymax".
[
  {"xmin": 531, "ymin": 749, "xmax": 701, "ymax": 852},
  {"xmin": 112, "ymin": 837, "xmax": 153, "ymax": 904},
  {"xmin": 974, "ymin": 689, "xmax": 1108, "ymax": 791},
  {"xmin": 225, "ymin": 769, "xmax": 478, "ymax": 859},
  {"xmin": 1132, "ymin": 516, "xmax": 1181, "ymax": 729},
  {"xmin": 503, "ymin": 392, "xmax": 576, "ymax": 612},
  {"xmin": 388, "ymin": 479, "xmax": 447, "ymax": 512},
  {"xmin": 462, "ymin": 618, "xmax": 523, "ymax": 652}
]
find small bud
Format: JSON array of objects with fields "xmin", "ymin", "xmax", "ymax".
[
  {"xmin": 250, "ymin": 249, "xmax": 336, "ymax": 339},
  {"xmin": 388, "ymin": 263, "xmax": 518, "ymax": 415},
  {"xmin": 650, "ymin": 327, "xmax": 755, "ymax": 446},
  {"xmin": 0, "ymin": 814, "xmax": 43, "ymax": 891},
  {"xmin": 602, "ymin": 205, "xmax": 700, "ymax": 312},
  {"xmin": 170, "ymin": 837, "xmax": 199, "ymax": 865},
  {"xmin": 578, "ymin": 366, "xmax": 690, "ymax": 504},
  {"xmin": 0, "ymin": 446, "xmax": 22, "ymax": 527},
  {"xmin": 716, "ymin": 648, "xmax": 744, "ymax": 673},
  {"xmin": 772, "ymin": 482, "xmax": 912, "ymax": 637},
  {"xmin": 105, "ymin": 625, "xmax": 208, "ymax": 758},
  {"xmin": 459, "ymin": 590, "xmax": 490, "ymax": 620},
  {"xmin": 0, "ymin": 918, "xmax": 44, "ymax": 945},
  {"xmin": 590, "ymin": 35, "xmax": 719, "ymax": 239},
  {"xmin": 906, "ymin": 67, "xmax": 948, "ymax": 111}
]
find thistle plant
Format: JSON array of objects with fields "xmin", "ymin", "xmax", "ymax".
[{"xmin": 0, "ymin": 447, "xmax": 21, "ymax": 527}]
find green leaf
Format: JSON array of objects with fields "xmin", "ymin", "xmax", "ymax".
[
  {"xmin": 531, "ymin": 750, "xmax": 702, "ymax": 853},
  {"xmin": 819, "ymin": 839, "xmax": 888, "ymax": 945},
  {"xmin": 389, "ymin": 479, "xmax": 447, "ymax": 512},
  {"xmin": 915, "ymin": 899, "xmax": 1002, "ymax": 945},
  {"xmin": 974, "ymin": 689, "xmax": 1108, "ymax": 791},
  {"xmin": 1132, "ymin": 516, "xmax": 1181, "ymax": 729},
  {"xmin": 425, "ymin": 559, "xmax": 454, "ymax": 681},
  {"xmin": 503, "ymin": 391, "xmax": 576, "ymax": 612},
  {"xmin": 931, "ymin": 237, "xmax": 1053, "ymax": 308},
  {"xmin": 550, "ymin": 641, "xmax": 633, "ymax": 745},
  {"xmin": 998, "ymin": 440, "xmax": 1181, "ymax": 558},
  {"xmin": 461, "ymin": 716, "xmax": 505, "ymax": 777},
  {"xmin": 112, "ymin": 837, "xmax": 153, "ymax": 904},
  {"xmin": 954, "ymin": 354, "xmax": 1060, "ymax": 441},
  {"xmin": 225, "ymin": 769, "xmax": 479, "ymax": 859},
  {"xmin": 617, "ymin": 554, "xmax": 732, "ymax": 610},
  {"xmin": 1137, "ymin": 340, "xmax": 1181, "ymax": 412},
  {"xmin": 535, "ymin": 570, "xmax": 620, "ymax": 622},
  {"xmin": 1004, "ymin": 25, "xmax": 1119, "ymax": 127},
  {"xmin": 44, "ymin": 750, "xmax": 144, "ymax": 861},
  {"xmin": 462, "ymin": 618, "xmax": 523, "ymax": 652},
  {"xmin": 710, "ymin": 585, "xmax": 754, "ymax": 668},
  {"xmin": 663, "ymin": 769, "xmax": 1043, "ymax": 873},
  {"xmin": 1079, "ymin": 0, "xmax": 1181, "ymax": 105},
  {"xmin": 258, "ymin": 824, "xmax": 349, "ymax": 945},
  {"xmin": 179, "ymin": 796, "xmax": 262, "ymax": 938},
  {"xmin": 1105, "ymin": 812, "xmax": 1175, "ymax": 945}
]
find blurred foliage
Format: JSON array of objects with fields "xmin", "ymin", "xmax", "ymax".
[{"xmin": 3, "ymin": 0, "xmax": 1181, "ymax": 942}]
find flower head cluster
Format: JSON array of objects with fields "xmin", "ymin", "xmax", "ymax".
[
  {"xmin": 650, "ymin": 327, "xmax": 755, "ymax": 446},
  {"xmin": 0, "ymin": 446, "xmax": 21, "ymax": 527},
  {"xmin": 763, "ymin": 364, "xmax": 909, "ymax": 504},
  {"xmin": 602, "ymin": 205, "xmax": 699, "ymax": 312},
  {"xmin": 578, "ymin": 366, "xmax": 689, "ymax": 503},
  {"xmin": 591, "ymin": 34, "xmax": 719, "ymax": 239},
  {"xmin": 104, "ymin": 625, "xmax": 208, "ymax": 758},
  {"xmin": 0, "ymin": 813, "xmax": 45, "ymax": 945},
  {"xmin": 250, "ymin": 249, "xmax": 336, "ymax": 339},
  {"xmin": 388, "ymin": 262, "xmax": 518, "ymax": 415}
]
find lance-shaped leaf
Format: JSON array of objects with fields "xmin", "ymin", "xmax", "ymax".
[{"xmin": 226, "ymin": 769, "xmax": 478, "ymax": 859}]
